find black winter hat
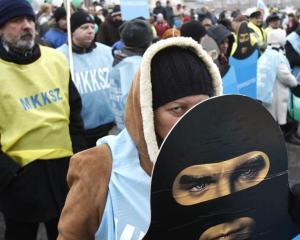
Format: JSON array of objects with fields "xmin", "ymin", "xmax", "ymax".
[
  {"xmin": 180, "ymin": 20, "xmax": 206, "ymax": 42},
  {"xmin": 266, "ymin": 13, "xmax": 280, "ymax": 24},
  {"xmin": 0, "ymin": 0, "xmax": 35, "ymax": 28},
  {"xmin": 71, "ymin": 10, "xmax": 95, "ymax": 33},
  {"xmin": 111, "ymin": 5, "xmax": 121, "ymax": 17},
  {"xmin": 121, "ymin": 19, "xmax": 153, "ymax": 48},
  {"xmin": 151, "ymin": 46, "xmax": 214, "ymax": 110},
  {"xmin": 54, "ymin": 7, "xmax": 66, "ymax": 22}
]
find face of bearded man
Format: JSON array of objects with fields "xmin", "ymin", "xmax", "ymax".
[{"xmin": 0, "ymin": 16, "xmax": 36, "ymax": 52}]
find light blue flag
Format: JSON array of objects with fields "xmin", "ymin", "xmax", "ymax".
[{"xmin": 120, "ymin": 0, "xmax": 149, "ymax": 21}]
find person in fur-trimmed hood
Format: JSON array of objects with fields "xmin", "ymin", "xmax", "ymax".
[{"xmin": 57, "ymin": 37, "xmax": 223, "ymax": 240}]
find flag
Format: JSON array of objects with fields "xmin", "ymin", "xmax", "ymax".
[{"xmin": 257, "ymin": 0, "xmax": 270, "ymax": 20}]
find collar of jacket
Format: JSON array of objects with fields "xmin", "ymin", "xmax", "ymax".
[
  {"xmin": 72, "ymin": 41, "xmax": 96, "ymax": 54},
  {"xmin": 0, "ymin": 40, "xmax": 41, "ymax": 64}
]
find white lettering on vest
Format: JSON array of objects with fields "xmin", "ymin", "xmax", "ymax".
[
  {"xmin": 114, "ymin": 217, "xmax": 145, "ymax": 240},
  {"xmin": 73, "ymin": 67, "xmax": 110, "ymax": 95}
]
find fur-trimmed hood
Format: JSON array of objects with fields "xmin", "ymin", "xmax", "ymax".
[{"xmin": 124, "ymin": 37, "xmax": 223, "ymax": 172}]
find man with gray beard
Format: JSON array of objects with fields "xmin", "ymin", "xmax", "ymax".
[{"xmin": 0, "ymin": 0, "xmax": 86, "ymax": 239}]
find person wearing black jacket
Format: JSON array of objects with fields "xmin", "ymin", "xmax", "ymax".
[
  {"xmin": 286, "ymin": 26, "xmax": 300, "ymax": 70},
  {"xmin": 96, "ymin": 5, "xmax": 123, "ymax": 47},
  {"xmin": 0, "ymin": 0, "xmax": 86, "ymax": 239},
  {"xmin": 153, "ymin": 1, "xmax": 167, "ymax": 20},
  {"xmin": 207, "ymin": 24, "xmax": 234, "ymax": 77}
]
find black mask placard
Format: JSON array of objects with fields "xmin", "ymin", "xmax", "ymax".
[
  {"xmin": 232, "ymin": 21, "xmax": 257, "ymax": 59},
  {"xmin": 143, "ymin": 95, "xmax": 300, "ymax": 240}
]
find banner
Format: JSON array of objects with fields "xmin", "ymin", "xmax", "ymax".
[
  {"xmin": 257, "ymin": 0, "xmax": 270, "ymax": 20},
  {"xmin": 120, "ymin": 0, "xmax": 149, "ymax": 20}
]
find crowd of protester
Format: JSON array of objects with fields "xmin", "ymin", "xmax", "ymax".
[{"xmin": 1, "ymin": 0, "xmax": 300, "ymax": 239}]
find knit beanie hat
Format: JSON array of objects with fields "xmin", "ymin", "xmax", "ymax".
[
  {"xmin": 71, "ymin": 10, "xmax": 95, "ymax": 33},
  {"xmin": 121, "ymin": 19, "xmax": 153, "ymax": 48},
  {"xmin": 0, "ymin": 0, "xmax": 35, "ymax": 28},
  {"xmin": 151, "ymin": 46, "xmax": 214, "ymax": 110},
  {"xmin": 180, "ymin": 20, "xmax": 206, "ymax": 42},
  {"xmin": 54, "ymin": 7, "xmax": 66, "ymax": 22},
  {"xmin": 111, "ymin": 5, "xmax": 121, "ymax": 17}
]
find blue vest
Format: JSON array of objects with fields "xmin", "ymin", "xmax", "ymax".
[
  {"xmin": 287, "ymin": 32, "xmax": 300, "ymax": 82},
  {"xmin": 257, "ymin": 48, "xmax": 292, "ymax": 104},
  {"xmin": 58, "ymin": 43, "xmax": 115, "ymax": 129},
  {"xmin": 222, "ymin": 65, "xmax": 239, "ymax": 94},
  {"xmin": 95, "ymin": 129, "xmax": 151, "ymax": 240},
  {"xmin": 229, "ymin": 49, "xmax": 259, "ymax": 99},
  {"xmin": 109, "ymin": 56, "xmax": 142, "ymax": 132},
  {"xmin": 293, "ymin": 234, "xmax": 300, "ymax": 240}
]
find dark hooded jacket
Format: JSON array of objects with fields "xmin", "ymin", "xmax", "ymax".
[
  {"xmin": 207, "ymin": 24, "xmax": 234, "ymax": 77},
  {"xmin": 96, "ymin": 16, "xmax": 124, "ymax": 47}
]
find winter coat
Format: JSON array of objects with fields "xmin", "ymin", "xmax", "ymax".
[
  {"xmin": 96, "ymin": 17, "xmax": 123, "ymax": 47},
  {"xmin": 286, "ymin": 27, "xmax": 300, "ymax": 69},
  {"xmin": 207, "ymin": 24, "xmax": 234, "ymax": 77},
  {"xmin": 57, "ymin": 37, "xmax": 222, "ymax": 240},
  {"xmin": 263, "ymin": 62, "xmax": 297, "ymax": 124},
  {"xmin": 154, "ymin": 21, "xmax": 170, "ymax": 39},
  {"xmin": 42, "ymin": 27, "xmax": 67, "ymax": 48},
  {"xmin": 266, "ymin": 64, "xmax": 297, "ymax": 124}
]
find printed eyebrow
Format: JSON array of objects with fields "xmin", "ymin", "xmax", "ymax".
[
  {"xmin": 179, "ymin": 175, "xmax": 216, "ymax": 186},
  {"xmin": 232, "ymin": 155, "xmax": 266, "ymax": 177}
]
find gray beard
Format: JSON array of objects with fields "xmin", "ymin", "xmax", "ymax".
[{"xmin": 2, "ymin": 32, "xmax": 35, "ymax": 54}]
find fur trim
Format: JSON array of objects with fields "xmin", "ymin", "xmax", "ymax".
[{"xmin": 139, "ymin": 37, "xmax": 223, "ymax": 163}]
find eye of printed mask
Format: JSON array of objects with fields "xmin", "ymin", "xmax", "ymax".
[{"xmin": 172, "ymin": 151, "xmax": 270, "ymax": 205}]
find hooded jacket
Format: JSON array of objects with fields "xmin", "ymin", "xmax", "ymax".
[
  {"xmin": 96, "ymin": 16, "xmax": 123, "ymax": 47},
  {"xmin": 57, "ymin": 37, "xmax": 222, "ymax": 240},
  {"xmin": 207, "ymin": 25, "xmax": 234, "ymax": 77}
]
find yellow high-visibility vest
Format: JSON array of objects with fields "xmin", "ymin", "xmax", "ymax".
[
  {"xmin": 0, "ymin": 46, "xmax": 73, "ymax": 166},
  {"xmin": 248, "ymin": 21, "xmax": 267, "ymax": 46}
]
